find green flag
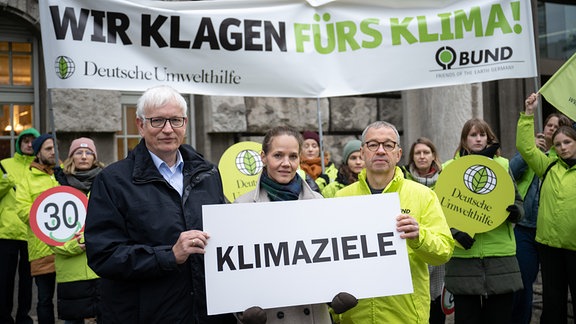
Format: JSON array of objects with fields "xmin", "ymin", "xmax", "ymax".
[{"xmin": 539, "ymin": 52, "xmax": 576, "ymax": 121}]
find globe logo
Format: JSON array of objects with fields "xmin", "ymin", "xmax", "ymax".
[
  {"xmin": 463, "ymin": 164, "xmax": 497, "ymax": 194},
  {"xmin": 235, "ymin": 149, "xmax": 263, "ymax": 176},
  {"xmin": 55, "ymin": 56, "xmax": 75, "ymax": 79}
]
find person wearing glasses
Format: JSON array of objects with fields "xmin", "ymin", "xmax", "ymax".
[
  {"xmin": 443, "ymin": 118, "xmax": 523, "ymax": 324},
  {"xmin": 52, "ymin": 137, "xmax": 104, "ymax": 324},
  {"xmin": 84, "ymin": 85, "xmax": 236, "ymax": 324},
  {"xmin": 333, "ymin": 121, "xmax": 454, "ymax": 324}
]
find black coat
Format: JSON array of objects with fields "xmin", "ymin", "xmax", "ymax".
[{"xmin": 85, "ymin": 140, "xmax": 235, "ymax": 324}]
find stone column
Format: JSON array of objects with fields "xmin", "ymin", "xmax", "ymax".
[{"xmin": 402, "ymin": 84, "xmax": 483, "ymax": 164}]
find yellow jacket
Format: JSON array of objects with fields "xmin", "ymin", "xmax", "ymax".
[{"xmin": 334, "ymin": 167, "xmax": 454, "ymax": 323}]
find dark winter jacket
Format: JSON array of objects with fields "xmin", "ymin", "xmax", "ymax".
[{"xmin": 85, "ymin": 139, "xmax": 234, "ymax": 324}]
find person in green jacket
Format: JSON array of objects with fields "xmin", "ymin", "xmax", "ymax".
[
  {"xmin": 0, "ymin": 127, "xmax": 39, "ymax": 324},
  {"xmin": 333, "ymin": 121, "xmax": 454, "ymax": 324},
  {"xmin": 16, "ymin": 133, "xmax": 60, "ymax": 324},
  {"xmin": 321, "ymin": 139, "xmax": 364, "ymax": 198},
  {"xmin": 443, "ymin": 118, "xmax": 524, "ymax": 324},
  {"xmin": 518, "ymin": 93, "xmax": 576, "ymax": 323},
  {"xmin": 52, "ymin": 137, "xmax": 104, "ymax": 324}
]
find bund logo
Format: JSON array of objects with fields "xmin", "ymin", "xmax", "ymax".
[
  {"xmin": 54, "ymin": 56, "xmax": 75, "ymax": 79},
  {"xmin": 435, "ymin": 46, "xmax": 456, "ymax": 70},
  {"xmin": 463, "ymin": 165, "xmax": 497, "ymax": 195},
  {"xmin": 235, "ymin": 149, "xmax": 263, "ymax": 176}
]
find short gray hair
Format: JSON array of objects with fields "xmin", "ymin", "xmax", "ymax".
[
  {"xmin": 136, "ymin": 85, "xmax": 187, "ymax": 120},
  {"xmin": 361, "ymin": 121, "xmax": 401, "ymax": 147}
]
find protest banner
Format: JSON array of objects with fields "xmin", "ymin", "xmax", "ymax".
[
  {"xmin": 39, "ymin": 0, "xmax": 537, "ymax": 97},
  {"xmin": 202, "ymin": 193, "xmax": 411, "ymax": 315}
]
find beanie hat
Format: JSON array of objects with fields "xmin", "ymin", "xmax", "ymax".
[
  {"xmin": 302, "ymin": 131, "xmax": 320, "ymax": 144},
  {"xmin": 68, "ymin": 137, "xmax": 97, "ymax": 159},
  {"xmin": 342, "ymin": 139, "xmax": 362, "ymax": 163},
  {"xmin": 15, "ymin": 127, "xmax": 41, "ymax": 155},
  {"xmin": 32, "ymin": 134, "xmax": 54, "ymax": 156}
]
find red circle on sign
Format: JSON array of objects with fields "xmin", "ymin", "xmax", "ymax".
[{"xmin": 29, "ymin": 186, "xmax": 88, "ymax": 246}]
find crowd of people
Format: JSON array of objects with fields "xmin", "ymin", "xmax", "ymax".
[{"xmin": 0, "ymin": 85, "xmax": 574, "ymax": 324}]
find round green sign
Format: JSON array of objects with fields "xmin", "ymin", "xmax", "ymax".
[
  {"xmin": 219, "ymin": 141, "xmax": 263, "ymax": 203},
  {"xmin": 434, "ymin": 155, "xmax": 514, "ymax": 238}
]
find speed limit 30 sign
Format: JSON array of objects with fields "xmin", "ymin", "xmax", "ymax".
[{"xmin": 30, "ymin": 186, "xmax": 88, "ymax": 246}]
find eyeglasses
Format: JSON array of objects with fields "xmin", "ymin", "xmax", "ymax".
[
  {"xmin": 145, "ymin": 117, "xmax": 186, "ymax": 128},
  {"xmin": 364, "ymin": 140, "xmax": 398, "ymax": 152},
  {"xmin": 73, "ymin": 150, "xmax": 94, "ymax": 157}
]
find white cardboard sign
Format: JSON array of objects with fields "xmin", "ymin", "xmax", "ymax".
[{"xmin": 202, "ymin": 193, "xmax": 413, "ymax": 315}]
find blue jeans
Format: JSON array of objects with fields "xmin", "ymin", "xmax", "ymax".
[
  {"xmin": 511, "ymin": 225, "xmax": 539, "ymax": 324},
  {"xmin": 34, "ymin": 273, "xmax": 55, "ymax": 324}
]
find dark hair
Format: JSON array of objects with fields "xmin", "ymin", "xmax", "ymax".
[
  {"xmin": 408, "ymin": 137, "xmax": 442, "ymax": 172},
  {"xmin": 553, "ymin": 125, "xmax": 576, "ymax": 142},
  {"xmin": 262, "ymin": 126, "xmax": 304, "ymax": 154},
  {"xmin": 455, "ymin": 118, "xmax": 500, "ymax": 156},
  {"xmin": 544, "ymin": 113, "xmax": 572, "ymax": 128}
]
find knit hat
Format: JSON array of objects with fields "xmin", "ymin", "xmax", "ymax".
[
  {"xmin": 32, "ymin": 134, "xmax": 54, "ymax": 156},
  {"xmin": 342, "ymin": 139, "xmax": 362, "ymax": 163},
  {"xmin": 302, "ymin": 130, "xmax": 320, "ymax": 144},
  {"xmin": 68, "ymin": 137, "xmax": 97, "ymax": 159}
]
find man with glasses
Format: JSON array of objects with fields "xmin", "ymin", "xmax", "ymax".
[
  {"xmin": 333, "ymin": 121, "xmax": 454, "ymax": 324},
  {"xmin": 85, "ymin": 85, "xmax": 236, "ymax": 324}
]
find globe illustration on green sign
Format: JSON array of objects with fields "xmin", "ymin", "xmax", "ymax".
[
  {"xmin": 463, "ymin": 164, "xmax": 496, "ymax": 194},
  {"xmin": 235, "ymin": 149, "xmax": 263, "ymax": 176}
]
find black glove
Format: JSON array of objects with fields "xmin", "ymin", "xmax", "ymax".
[
  {"xmin": 53, "ymin": 166, "xmax": 67, "ymax": 186},
  {"xmin": 318, "ymin": 173, "xmax": 330, "ymax": 184},
  {"xmin": 451, "ymin": 228, "xmax": 475, "ymax": 250},
  {"xmin": 237, "ymin": 306, "xmax": 266, "ymax": 324},
  {"xmin": 506, "ymin": 204, "xmax": 521, "ymax": 223},
  {"xmin": 329, "ymin": 292, "xmax": 358, "ymax": 314}
]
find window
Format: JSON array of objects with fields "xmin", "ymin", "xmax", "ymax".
[
  {"xmin": 116, "ymin": 104, "xmax": 141, "ymax": 160},
  {"xmin": 538, "ymin": 1, "xmax": 576, "ymax": 60},
  {"xmin": 0, "ymin": 37, "xmax": 38, "ymax": 159}
]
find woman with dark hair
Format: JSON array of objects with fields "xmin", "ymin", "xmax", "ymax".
[
  {"xmin": 443, "ymin": 118, "xmax": 524, "ymax": 324},
  {"xmin": 509, "ymin": 111, "xmax": 571, "ymax": 323},
  {"xmin": 234, "ymin": 125, "xmax": 356, "ymax": 324},
  {"xmin": 518, "ymin": 93, "xmax": 576, "ymax": 323}
]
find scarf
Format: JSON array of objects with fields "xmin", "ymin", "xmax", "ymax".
[
  {"xmin": 460, "ymin": 142, "xmax": 500, "ymax": 158},
  {"xmin": 66, "ymin": 167, "xmax": 102, "ymax": 193},
  {"xmin": 408, "ymin": 164, "xmax": 440, "ymax": 188},
  {"xmin": 30, "ymin": 161, "xmax": 55, "ymax": 175},
  {"xmin": 260, "ymin": 170, "xmax": 302, "ymax": 201},
  {"xmin": 300, "ymin": 157, "xmax": 330, "ymax": 180}
]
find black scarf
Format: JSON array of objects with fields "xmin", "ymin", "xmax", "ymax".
[
  {"xmin": 260, "ymin": 170, "xmax": 302, "ymax": 201},
  {"xmin": 66, "ymin": 167, "xmax": 103, "ymax": 194},
  {"xmin": 460, "ymin": 143, "xmax": 500, "ymax": 158}
]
